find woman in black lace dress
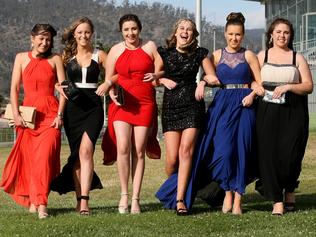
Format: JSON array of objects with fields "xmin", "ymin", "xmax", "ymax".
[{"xmin": 156, "ymin": 18, "xmax": 219, "ymax": 215}]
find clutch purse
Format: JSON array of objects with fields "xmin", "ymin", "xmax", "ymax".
[
  {"xmin": 262, "ymin": 90, "xmax": 286, "ymax": 104},
  {"xmin": 4, "ymin": 104, "xmax": 37, "ymax": 129},
  {"xmin": 116, "ymin": 85, "xmax": 125, "ymax": 105},
  {"xmin": 61, "ymin": 79, "xmax": 80, "ymax": 101}
]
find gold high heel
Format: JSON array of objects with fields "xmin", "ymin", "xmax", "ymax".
[
  {"xmin": 131, "ymin": 197, "xmax": 141, "ymax": 214},
  {"xmin": 118, "ymin": 193, "xmax": 129, "ymax": 214}
]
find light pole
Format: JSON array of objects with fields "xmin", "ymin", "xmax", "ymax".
[
  {"xmin": 196, "ymin": 0, "xmax": 202, "ymax": 81},
  {"xmin": 213, "ymin": 28, "xmax": 216, "ymax": 52}
]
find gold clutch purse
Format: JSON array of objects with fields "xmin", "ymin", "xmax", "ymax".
[{"xmin": 4, "ymin": 104, "xmax": 37, "ymax": 129}]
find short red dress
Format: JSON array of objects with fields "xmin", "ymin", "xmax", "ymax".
[
  {"xmin": 1, "ymin": 52, "xmax": 61, "ymax": 207},
  {"xmin": 102, "ymin": 47, "xmax": 160, "ymax": 165}
]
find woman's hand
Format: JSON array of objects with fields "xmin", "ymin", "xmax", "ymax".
[
  {"xmin": 109, "ymin": 89, "xmax": 122, "ymax": 106},
  {"xmin": 143, "ymin": 73, "xmax": 157, "ymax": 82},
  {"xmin": 252, "ymin": 83, "xmax": 265, "ymax": 97},
  {"xmin": 13, "ymin": 114, "xmax": 26, "ymax": 128},
  {"xmin": 242, "ymin": 94, "xmax": 254, "ymax": 107},
  {"xmin": 159, "ymin": 78, "xmax": 177, "ymax": 90},
  {"xmin": 55, "ymin": 82, "xmax": 68, "ymax": 99},
  {"xmin": 204, "ymin": 74, "xmax": 221, "ymax": 87},
  {"xmin": 273, "ymin": 84, "xmax": 291, "ymax": 99},
  {"xmin": 195, "ymin": 80, "xmax": 206, "ymax": 101},
  {"xmin": 51, "ymin": 116, "xmax": 63, "ymax": 129},
  {"xmin": 95, "ymin": 82, "xmax": 111, "ymax": 96}
]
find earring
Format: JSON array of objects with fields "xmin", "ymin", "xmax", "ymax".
[
  {"xmin": 31, "ymin": 43, "xmax": 34, "ymax": 49},
  {"xmin": 269, "ymin": 36, "xmax": 273, "ymax": 44}
]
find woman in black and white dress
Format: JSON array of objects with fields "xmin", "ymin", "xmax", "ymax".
[{"xmin": 51, "ymin": 17, "xmax": 107, "ymax": 215}]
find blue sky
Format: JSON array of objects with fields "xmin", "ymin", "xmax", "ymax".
[{"xmin": 117, "ymin": 0, "xmax": 265, "ymax": 29}]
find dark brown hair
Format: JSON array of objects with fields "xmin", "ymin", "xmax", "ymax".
[
  {"xmin": 266, "ymin": 18, "xmax": 294, "ymax": 50},
  {"xmin": 165, "ymin": 18, "xmax": 199, "ymax": 53},
  {"xmin": 225, "ymin": 12, "xmax": 245, "ymax": 34},
  {"xmin": 31, "ymin": 23, "xmax": 57, "ymax": 58},
  {"xmin": 119, "ymin": 14, "xmax": 142, "ymax": 32},
  {"xmin": 62, "ymin": 17, "xmax": 94, "ymax": 64}
]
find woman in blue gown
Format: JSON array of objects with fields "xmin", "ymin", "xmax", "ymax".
[{"xmin": 156, "ymin": 12, "xmax": 264, "ymax": 214}]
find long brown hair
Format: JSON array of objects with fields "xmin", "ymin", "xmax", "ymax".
[
  {"xmin": 266, "ymin": 18, "xmax": 294, "ymax": 50},
  {"xmin": 62, "ymin": 17, "xmax": 94, "ymax": 65},
  {"xmin": 165, "ymin": 18, "xmax": 199, "ymax": 53},
  {"xmin": 31, "ymin": 23, "xmax": 57, "ymax": 58}
]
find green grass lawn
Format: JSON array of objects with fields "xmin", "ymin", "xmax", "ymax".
[{"xmin": 0, "ymin": 132, "xmax": 315, "ymax": 237}]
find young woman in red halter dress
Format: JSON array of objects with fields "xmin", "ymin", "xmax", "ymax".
[
  {"xmin": 0, "ymin": 24, "xmax": 66, "ymax": 219},
  {"xmin": 96, "ymin": 14, "xmax": 162, "ymax": 214}
]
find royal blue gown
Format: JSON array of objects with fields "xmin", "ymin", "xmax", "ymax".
[{"xmin": 156, "ymin": 48, "xmax": 256, "ymax": 210}]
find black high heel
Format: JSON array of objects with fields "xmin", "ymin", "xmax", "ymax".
[
  {"xmin": 176, "ymin": 200, "xmax": 188, "ymax": 216},
  {"xmin": 79, "ymin": 196, "xmax": 90, "ymax": 215}
]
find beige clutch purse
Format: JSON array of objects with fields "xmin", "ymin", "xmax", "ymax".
[{"xmin": 4, "ymin": 104, "xmax": 37, "ymax": 129}]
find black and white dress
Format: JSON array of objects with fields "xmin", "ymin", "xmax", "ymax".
[
  {"xmin": 256, "ymin": 50, "xmax": 309, "ymax": 202},
  {"xmin": 51, "ymin": 49, "xmax": 104, "ymax": 194}
]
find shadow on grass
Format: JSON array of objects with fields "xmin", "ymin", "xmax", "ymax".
[
  {"xmin": 244, "ymin": 192, "xmax": 316, "ymax": 212},
  {"xmin": 49, "ymin": 202, "xmax": 165, "ymax": 216},
  {"xmin": 48, "ymin": 192, "xmax": 316, "ymax": 216}
]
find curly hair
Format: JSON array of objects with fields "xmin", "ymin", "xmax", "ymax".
[
  {"xmin": 165, "ymin": 18, "xmax": 199, "ymax": 53},
  {"xmin": 225, "ymin": 12, "xmax": 245, "ymax": 34},
  {"xmin": 62, "ymin": 17, "xmax": 94, "ymax": 65},
  {"xmin": 31, "ymin": 23, "xmax": 57, "ymax": 58},
  {"xmin": 265, "ymin": 18, "xmax": 294, "ymax": 50}
]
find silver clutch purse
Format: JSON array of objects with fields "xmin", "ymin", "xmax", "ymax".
[{"xmin": 262, "ymin": 90, "xmax": 286, "ymax": 104}]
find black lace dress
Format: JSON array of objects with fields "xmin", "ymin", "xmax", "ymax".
[{"xmin": 158, "ymin": 47, "xmax": 208, "ymax": 133}]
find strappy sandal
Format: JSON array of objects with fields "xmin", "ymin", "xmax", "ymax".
[
  {"xmin": 284, "ymin": 202, "xmax": 296, "ymax": 212},
  {"xmin": 38, "ymin": 205, "xmax": 49, "ymax": 219},
  {"xmin": 131, "ymin": 197, "xmax": 141, "ymax": 214},
  {"xmin": 118, "ymin": 193, "xmax": 129, "ymax": 214},
  {"xmin": 79, "ymin": 196, "xmax": 90, "ymax": 215},
  {"xmin": 176, "ymin": 200, "xmax": 188, "ymax": 216},
  {"xmin": 29, "ymin": 203, "xmax": 37, "ymax": 214}
]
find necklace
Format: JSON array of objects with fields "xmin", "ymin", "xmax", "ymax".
[{"xmin": 124, "ymin": 39, "xmax": 142, "ymax": 50}]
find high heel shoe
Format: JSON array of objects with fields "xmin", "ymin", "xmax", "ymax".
[
  {"xmin": 79, "ymin": 196, "xmax": 90, "ymax": 215},
  {"xmin": 38, "ymin": 205, "xmax": 49, "ymax": 219},
  {"xmin": 131, "ymin": 197, "xmax": 141, "ymax": 214},
  {"xmin": 29, "ymin": 203, "xmax": 37, "ymax": 214},
  {"xmin": 176, "ymin": 200, "xmax": 188, "ymax": 216},
  {"xmin": 284, "ymin": 192, "xmax": 296, "ymax": 212},
  {"xmin": 272, "ymin": 202, "xmax": 284, "ymax": 216},
  {"xmin": 118, "ymin": 193, "xmax": 129, "ymax": 214}
]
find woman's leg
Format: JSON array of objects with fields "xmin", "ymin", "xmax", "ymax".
[
  {"xmin": 164, "ymin": 131, "xmax": 181, "ymax": 176},
  {"xmin": 114, "ymin": 121, "xmax": 133, "ymax": 213},
  {"xmin": 130, "ymin": 126, "xmax": 151, "ymax": 213},
  {"xmin": 222, "ymin": 191, "xmax": 233, "ymax": 213},
  {"xmin": 78, "ymin": 132, "xmax": 95, "ymax": 213},
  {"xmin": 72, "ymin": 160, "xmax": 81, "ymax": 211},
  {"xmin": 232, "ymin": 192, "xmax": 242, "ymax": 215},
  {"xmin": 176, "ymin": 128, "xmax": 199, "ymax": 213}
]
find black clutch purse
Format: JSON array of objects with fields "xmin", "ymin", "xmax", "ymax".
[
  {"xmin": 116, "ymin": 85, "xmax": 125, "ymax": 105},
  {"xmin": 61, "ymin": 79, "xmax": 80, "ymax": 101}
]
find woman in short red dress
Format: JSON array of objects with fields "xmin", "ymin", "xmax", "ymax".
[
  {"xmin": 0, "ymin": 24, "xmax": 66, "ymax": 219},
  {"xmin": 96, "ymin": 14, "xmax": 162, "ymax": 214}
]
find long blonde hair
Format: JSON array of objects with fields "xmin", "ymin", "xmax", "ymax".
[
  {"xmin": 165, "ymin": 18, "xmax": 199, "ymax": 53},
  {"xmin": 62, "ymin": 17, "xmax": 94, "ymax": 65}
]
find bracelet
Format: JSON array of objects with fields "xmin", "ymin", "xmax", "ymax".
[
  {"xmin": 57, "ymin": 112, "xmax": 63, "ymax": 119},
  {"xmin": 105, "ymin": 79, "xmax": 113, "ymax": 86},
  {"xmin": 201, "ymin": 79, "xmax": 208, "ymax": 85}
]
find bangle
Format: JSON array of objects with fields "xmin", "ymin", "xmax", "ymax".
[
  {"xmin": 105, "ymin": 79, "xmax": 113, "ymax": 86},
  {"xmin": 57, "ymin": 112, "xmax": 63, "ymax": 119},
  {"xmin": 201, "ymin": 79, "xmax": 208, "ymax": 85}
]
